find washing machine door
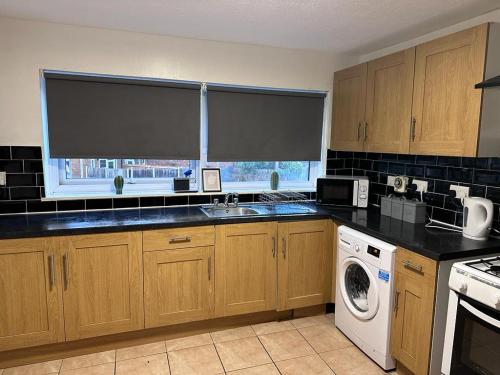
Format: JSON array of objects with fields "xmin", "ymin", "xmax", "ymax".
[{"xmin": 339, "ymin": 257, "xmax": 379, "ymax": 320}]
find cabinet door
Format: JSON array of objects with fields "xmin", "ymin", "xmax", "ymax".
[
  {"xmin": 144, "ymin": 246, "xmax": 214, "ymax": 328},
  {"xmin": 61, "ymin": 232, "xmax": 144, "ymax": 341},
  {"xmin": 391, "ymin": 249, "xmax": 437, "ymax": 375},
  {"xmin": 331, "ymin": 221, "xmax": 338, "ymax": 303},
  {"xmin": 331, "ymin": 63, "xmax": 367, "ymax": 151},
  {"xmin": 277, "ymin": 220, "xmax": 331, "ymax": 310},
  {"xmin": 0, "ymin": 238, "xmax": 64, "ymax": 351},
  {"xmin": 215, "ymin": 222, "xmax": 277, "ymax": 316},
  {"xmin": 364, "ymin": 48, "xmax": 415, "ymax": 153},
  {"xmin": 411, "ymin": 24, "xmax": 488, "ymax": 156}
]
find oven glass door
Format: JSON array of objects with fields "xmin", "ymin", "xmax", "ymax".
[
  {"xmin": 450, "ymin": 296, "xmax": 500, "ymax": 375},
  {"xmin": 317, "ymin": 179, "xmax": 354, "ymax": 206}
]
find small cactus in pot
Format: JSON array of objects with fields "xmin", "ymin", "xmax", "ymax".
[
  {"xmin": 270, "ymin": 171, "xmax": 279, "ymax": 190},
  {"xmin": 114, "ymin": 175, "xmax": 124, "ymax": 195}
]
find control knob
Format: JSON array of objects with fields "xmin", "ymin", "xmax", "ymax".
[
  {"xmin": 354, "ymin": 244, "xmax": 361, "ymax": 252},
  {"xmin": 459, "ymin": 280, "xmax": 468, "ymax": 294}
]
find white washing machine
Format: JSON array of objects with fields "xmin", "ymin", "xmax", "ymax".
[{"xmin": 335, "ymin": 226, "xmax": 397, "ymax": 370}]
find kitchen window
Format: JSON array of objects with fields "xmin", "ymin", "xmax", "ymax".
[{"xmin": 42, "ymin": 71, "xmax": 326, "ymax": 198}]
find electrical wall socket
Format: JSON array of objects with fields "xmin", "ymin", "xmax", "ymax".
[
  {"xmin": 387, "ymin": 176, "xmax": 396, "ymax": 186},
  {"xmin": 450, "ymin": 185, "xmax": 469, "ymax": 200},
  {"xmin": 412, "ymin": 179, "xmax": 428, "ymax": 193},
  {"xmin": 0, "ymin": 171, "xmax": 5, "ymax": 186}
]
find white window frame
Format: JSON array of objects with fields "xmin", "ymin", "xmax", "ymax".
[{"xmin": 40, "ymin": 71, "xmax": 328, "ymax": 199}]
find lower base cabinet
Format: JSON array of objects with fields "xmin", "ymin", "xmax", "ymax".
[
  {"xmin": 278, "ymin": 220, "xmax": 332, "ymax": 310},
  {"xmin": 215, "ymin": 220, "xmax": 333, "ymax": 317},
  {"xmin": 0, "ymin": 219, "xmax": 333, "ymax": 354},
  {"xmin": 215, "ymin": 222, "xmax": 278, "ymax": 316},
  {"xmin": 391, "ymin": 247, "xmax": 437, "ymax": 375},
  {"xmin": 144, "ymin": 246, "xmax": 215, "ymax": 327},
  {"xmin": 0, "ymin": 237, "xmax": 65, "ymax": 351},
  {"xmin": 60, "ymin": 232, "xmax": 144, "ymax": 341}
]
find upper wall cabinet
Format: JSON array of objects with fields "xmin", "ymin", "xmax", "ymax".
[
  {"xmin": 411, "ymin": 24, "xmax": 488, "ymax": 156},
  {"xmin": 331, "ymin": 49, "xmax": 415, "ymax": 154},
  {"xmin": 331, "ymin": 23, "xmax": 496, "ymax": 157},
  {"xmin": 331, "ymin": 63, "xmax": 367, "ymax": 152},
  {"xmin": 364, "ymin": 48, "xmax": 415, "ymax": 153}
]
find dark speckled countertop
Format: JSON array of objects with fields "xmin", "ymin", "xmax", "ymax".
[{"xmin": 1, "ymin": 204, "xmax": 500, "ymax": 261}]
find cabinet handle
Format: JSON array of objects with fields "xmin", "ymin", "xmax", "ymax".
[
  {"xmin": 282, "ymin": 238, "xmax": 286, "ymax": 259},
  {"xmin": 169, "ymin": 236, "xmax": 192, "ymax": 244},
  {"xmin": 394, "ymin": 290, "xmax": 400, "ymax": 314},
  {"xmin": 208, "ymin": 256, "xmax": 212, "ymax": 280},
  {"xmin": 364, "ymin": 122, "xmax": 368, "ymax": 141},
  {"xmin": 411, "ymin": 117, "xmax": 416, "ymax": 141},
  {"xmin": 47, "ymin": 255, "xmax": 55, "ymax": 291},
  {"xmin": 272, "ymin": 237, "xmax": 276, "ymax": 258},
  {"xmin": 403, "ymin": 259, "xmax": 423, "ymax": 273},
  {"xmin": 62, "ymin": 253, "xmax": 69, "ymax": 290},
  {"xmin": 357, "ymin": 122, "xmax": 362, "ymax": 140}
]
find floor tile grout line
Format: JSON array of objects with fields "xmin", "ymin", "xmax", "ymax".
[
  {"xmin": 212, "ymin": 342, "xmax": 228, "ymax": 374},
  {"xmin": 255, "ymin": 330, "xmax": 287, "ymax": 374}
]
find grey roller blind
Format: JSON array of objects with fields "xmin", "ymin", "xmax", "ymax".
[
  {"xmin": 44, "ymin": 73, "xmax": 201, "ymax": 159},
  {"xmin": 207, "ymin": 85, "xmax": 325, "ymax": 161}
]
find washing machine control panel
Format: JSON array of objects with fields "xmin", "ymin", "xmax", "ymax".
[{"xmin": 338, "ymin": 226, "xmax": 397, "ymax": 269}]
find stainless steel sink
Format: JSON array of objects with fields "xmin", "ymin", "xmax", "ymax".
[
  {"xmin": 199, "ymin": 203, "xmax": 316, "ymax": 218},
  {"xmin": 200, "ymin": 206, "xmax": 261, "ymax": 217}
]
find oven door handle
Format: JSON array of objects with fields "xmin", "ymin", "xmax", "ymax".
[{"xmin": 460, "ymin": 299, "xmax": 500, "ymax": 329}]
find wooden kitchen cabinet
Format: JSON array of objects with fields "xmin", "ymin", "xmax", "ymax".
[
  {"xmin": 143, "ymin": 227, "xmax": 215, "ymax": 328},
  {"xmin": 331, "ymin": 24, "xmax": 491, "ymax": 157},
  {"xmin": 331, "ymin": 63, "xmax": 367, "ymax": 151},
  {"xmin": 331, "ymin": 221, "xmax": 339, "ymax": 302},
  {"xmin": 391, "ymin": 247, "xmax": 437, "ymax": 375},
  {"xmin": 364, "ymin": 48, "xmax": 415, "ymax": 153},
  {"xmin": 410, "ymin": 24, "xmax": 488, "ymax": 156},
  {"xmin": 277, "ymin": 220, "xmax": 332, "ymax": 310},
  {"xmin": 60, "ymin": 232, "xmax": 144, "ymax": 341},
  {"xmin": 0, "ymin": 237, "xmax": 65, "ymax": 351},
  {"xmin": 215, "ymin": 222, "xmax": 278, "ymax": 316}
]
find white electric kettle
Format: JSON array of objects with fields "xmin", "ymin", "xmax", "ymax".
[{"xmin": 463, "ymin": 197, "xmax": 494, "ymax": 240}]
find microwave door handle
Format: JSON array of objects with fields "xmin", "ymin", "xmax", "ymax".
[
  {"xmin": 353, "ymin": 180, "xmax": 358, "ymax": 206},
  {"xmin": 460, "ymin": 299, "xmax": 500, "ymax": 328}
]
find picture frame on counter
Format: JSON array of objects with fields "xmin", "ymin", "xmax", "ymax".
[{"xmin": 202, "ymin": 168, "xmax": 222, "ymax": 192}]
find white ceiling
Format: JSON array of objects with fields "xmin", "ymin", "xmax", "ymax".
[{"xmin": 0, "ymin": 0, "xmax": 499, "ymax": 54}]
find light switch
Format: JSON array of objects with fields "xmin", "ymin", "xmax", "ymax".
[{"xmin": 0, "ymin": 171, "xmax": 6, "ymax": 186}]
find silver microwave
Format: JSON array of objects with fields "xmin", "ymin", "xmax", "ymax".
[{"xmin": 316, "ymin": 176, "xmax": 369, "ymax": 208}]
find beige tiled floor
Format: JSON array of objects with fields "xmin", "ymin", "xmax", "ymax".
[{"xmin": 2, "ymin": 313, "xmax": 400, "ymax": 375}]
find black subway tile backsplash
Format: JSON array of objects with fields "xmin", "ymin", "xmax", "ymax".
[
  {"xmin": 113, "ymin": 197, "xmax": 139, "ymax": 209},
  {"xmin": 447, "ymin": 167, "xmax": 473, "ymax": 183},
  {"xmin": 474, "ymin": 170, "xmax": 500, "ymax": 185},
  {"xmin": 57, "ymin": 200, "xmax": 86, "ymax": 211},
  {"xmin": 139, "ymin": 196, "xmax": 165, "ymax": 207},
  {"xmin": 0, "ymin": 147, "xmax": 11, "ymax": 159},
  {"xmin": 327, "ymin": 149, "xmax": 500, "ymax": 228},
  {"xmin": 0, "ymin": 160, "xmax": 23, "ymax": 173},
  {"xmin": 27, "ymin": 200, "xmax": 57, "ymax": 213},
  {"xmin": 23, "ymin": 160, "xmax": 43, "ymax": 173},
  {"xmin": 165, "ymin": 196, "xmax": 189, "ymax": 206},
  {"xmin": 11, "ymin": 146, "xmax": 42, "ymax": 160},
  {"xmin": 6, "ymin": 173, "xmax": 37, "ymax": 187},
  {"xmin": 10, "ymin": 187, "xmax": 40, "ymax": 200},
  {"xmin": 85, "ymin": 198, "xmax": 113, "ymax": 210},
  {"xmin": 0, "ymin": 201, "xmax": 26, "ymax": 214},
  {"xmin": 425, "ymin": 166, "xmax": 447, "ymax": 179},
  {"xmin": 0, "ymin": 188, "xmax": 10, "ymax": 200}
]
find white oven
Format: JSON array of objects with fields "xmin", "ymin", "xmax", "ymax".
[{"xmin": 441, "ymin": 257, "xmax": 500, "ymax": 375}]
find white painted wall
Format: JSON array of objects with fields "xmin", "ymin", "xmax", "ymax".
[
  {"xmin": 360, "ymin": 8, "xmax": 500, "ymax": 62},
  {"xmin": 0, "ymin": 16, "xmax": 356, "ymax": 146}
]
